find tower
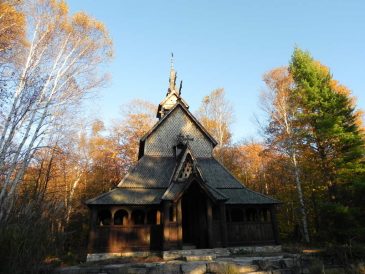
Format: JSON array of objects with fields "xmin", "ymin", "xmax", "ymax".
[{"xmin": 156, "ymin": 54, "xmax": 189, "ymax": 119}]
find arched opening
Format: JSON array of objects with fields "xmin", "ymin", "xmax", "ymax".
[
  {"xmin": 259, "ymin": 208, "xmax": 270, "ymax": 222},
  {"xmin": 169, "ymin": 205, "xmax": 175, "ymax": 222},
  {"xmin": 246, "ymin": 208, "xmax": 258, "ymax": 222},
  {"xmin": 231, "ymin": 208, "xmax": 244, "ymax": 222},
  {"xmin": 131, "ymin": 209, "xmax": 145, "ymax": 225},
  {"xmin": 98, "ymin": 209, "xmax": 111, "ymax": 226},
  {"xmin": 114, "ymin": 209, "xmax": 128, "ymax": 225}
]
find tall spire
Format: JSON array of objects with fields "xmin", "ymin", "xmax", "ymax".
[
  {"xmin": 156, "ymin": 53, "xmax": 189, "ymax": 119},
  {"xmin": 169, "ymin": 52, "xmax": 176, "ymax": 93}
]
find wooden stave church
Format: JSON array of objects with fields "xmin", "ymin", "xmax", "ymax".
[{"xmin": 86, "ymin": 63, "xmax": 280, "ymax": 255}]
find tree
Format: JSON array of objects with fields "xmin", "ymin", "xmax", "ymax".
[
  {"xmin": 197, "ymin": 88, "xmax": 233, "ymax": 163},
  {"xmin": 0, "ymin": 0, "xmax": 112, "ymax": 223},
  {"xmin": 288, "ymin": 48, "xmax": 365, "ymax": 242},
  {"xmin": 112, "ymin": 99, "xmax": 156, "ymax": 171},
  {"xmin": 289, "ymin": 48, "xmax": 364, "ymax": 202},
  {"xmin": 0, "ymin": 0, "xmax": 25, "ymax": 58},
  {"xmin": 261, "ymin": 67, "xmax": 310, "ymax": 242}
]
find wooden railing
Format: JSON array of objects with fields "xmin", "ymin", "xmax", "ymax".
[
  {"xmin": 94, "ymin": 225, "xmax": 162, "ymax": 252},
  {"xmin": 227, "ymin": 222, "xmax": 274, "ymax": 245}
]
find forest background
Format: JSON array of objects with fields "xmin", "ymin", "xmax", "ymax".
[{"xmin": 0, "ymin": 1, "xmax": 364, "ymax": 273}]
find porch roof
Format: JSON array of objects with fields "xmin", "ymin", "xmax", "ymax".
[
  {"xmin": 218, "ymin": 188, "xmax": 280, "ymax": 204},
  {"xmin": 86, "ymin": 188, "xmax": 165, "ymax": 205}
]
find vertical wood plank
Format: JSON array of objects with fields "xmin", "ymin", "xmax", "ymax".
[
  {"xmin": 270, "ymin": 206, "xmax": 280, "ymax": 244},
  {"xmin": 219, "ymin": 202, "xmax": 228, "ymax": 247},
  {"xmin": 206, "ymin": 199, "xmax": 213, "ymax": 247},
  {"xmin": 177, "ymin": 199, "xmax": 183, "ymax": 248},
  {"xmin": 162, "ymin": 201, "xmax": 171, "ymax": 250}
]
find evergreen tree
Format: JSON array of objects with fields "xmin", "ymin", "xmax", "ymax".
[{"xmin": 289, "ymin": 48, "xmax": 365, "ymax": 242}]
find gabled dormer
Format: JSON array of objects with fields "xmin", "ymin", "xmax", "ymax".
[{"xmin": 173, "ymin": 144, "xmax": 201, "ymax": 182}]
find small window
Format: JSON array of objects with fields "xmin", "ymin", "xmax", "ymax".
[
  {"xmin": 98, "ymin": 209, "xmax": 111, "ymax": 226},
  {"xmin": 231, "ymin": 208, "xmax": 244, "ymax": 222},
  {"xmin": 131, "ymin": 210, "xmax": 145, "ymax": 225},
  {"xmin": 114, "ymin": 209, "xmax": 128, "ymax": 225},
  {"xmin": 178, "ymin": 160, "xmax": 193, "ymax": 180}
]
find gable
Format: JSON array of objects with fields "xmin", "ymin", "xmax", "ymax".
[
  {"xmin": 157, "ymin": 92, "xmax": 188, "ymax": 117},
  {"xmin": 143, "ymin": 104, "xmax": 216, "ymax": 158}
]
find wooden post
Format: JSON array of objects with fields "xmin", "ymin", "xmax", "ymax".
[
  {"xmin": 162, "ymin": 200, "xmax": 171, "ymax": 250},
  {"xmin": 127, "ymin": 208, "xmax": 131, "ymax": 226},
  {"xmin": 206, "ymin": 199, "xmax": 213, "ymax": 248},
  {"xmin": 177, "ymin": 199, "xmax": 183, "ymax": 248},
  {"xmin": 270, "ymin": 206, "xmax": 280, "ymax": 244},
  {"xmin": 219, "ymin": 202, "xmax": 228, "ymax": 247},
  {"xmin": 157, "ymin": 210, "xmax": 161, "ymax": 225}
]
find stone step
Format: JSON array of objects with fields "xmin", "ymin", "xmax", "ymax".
[
  {"xmin": 162, "ymin": 247, "xmax": 231, "ymax": 260},
  {"xmin": 184, "ymin": 255, "xmax": 216, "ymax": 261},
  {"xmin": 56, "ymin": 256, "xmax": 298, "ymax": 274}
]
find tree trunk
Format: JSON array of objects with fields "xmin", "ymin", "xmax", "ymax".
[{"xmin": 292, "ymin": 151, "xmax": 310, "ymax": 243}]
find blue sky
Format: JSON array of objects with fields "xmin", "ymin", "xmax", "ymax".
[{"xmin": 68, "ymin": 0, "xmax": 365, "ymax": 142}]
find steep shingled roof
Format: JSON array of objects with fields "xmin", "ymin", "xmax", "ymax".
[
  {"xmin": 86, "ymin": 156, "xmax": 280, "ymax": 205},
  {"xmin": 197, "ymin": 158, "xmax": 245, "ymax": 189},
  {"xmin": 86, "ymin": 188, "xmax": 165, "ymax": 205},
  {"xmin": 117, "ymin": 156, "xmax": 176, "ymax": 188}
]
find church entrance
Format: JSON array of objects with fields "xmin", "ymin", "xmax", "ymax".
[{"xmin": 181, "ymin": 182, "xmax": 208, "ymax": 248}]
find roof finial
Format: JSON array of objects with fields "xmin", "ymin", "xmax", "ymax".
[{"xmin": 169, "ymin": 52, "xmax": 176, "ymax": 92}]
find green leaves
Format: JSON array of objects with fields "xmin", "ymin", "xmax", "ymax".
[{"xmin": 288, "ymin": 47, "xmax": 365, "ymax": 242}]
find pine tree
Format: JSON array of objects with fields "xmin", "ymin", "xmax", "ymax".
[{"xmin": 289, "ymin": 48, "xmax": 365, "ymax": 242}]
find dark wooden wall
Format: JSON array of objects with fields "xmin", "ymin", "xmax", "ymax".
[
  {"xmin": 88, "ymin": 203, "xmax": 279, "ymax": 254},
  {"xmin": 92, "ymin": 225, "xmax": 162, "ymax": 253}
]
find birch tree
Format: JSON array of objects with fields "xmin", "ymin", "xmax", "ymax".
[
  {"xmin": 198, "ymin": 88, "xmax": 233, "ymax": 147},
  {"xmin": 261, "ymin": 67, "xmax": 310, "ymax": 243},
  {"xmin": 0, "ymin": 0, "xmax": 112, "ymax": 223}
]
